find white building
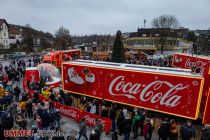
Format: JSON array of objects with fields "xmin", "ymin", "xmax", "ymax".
[{"xmin": 0, "ymin": 19, "xmax": 9, "ymax": 49}]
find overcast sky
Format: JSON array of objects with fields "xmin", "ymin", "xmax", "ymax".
[{"xmin": 0, "ymin": 0, "xmax": 210, "ymax": 35}]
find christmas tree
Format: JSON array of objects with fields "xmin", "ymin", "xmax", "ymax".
[{"xmin": 111, "ymin": 30, "xmax": 126, "ymax": 63}]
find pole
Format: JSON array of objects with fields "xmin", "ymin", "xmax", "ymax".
[
  {"xmin": 197, "ymin": 35, "xmax": 199, "ymax": 56},
  {"xmin": 144, "ymin": 19, "xmax": 146, "ymax": 29}
]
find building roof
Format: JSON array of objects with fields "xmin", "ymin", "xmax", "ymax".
[{"xmin": 0, "ymin": 19, "xmax": 9, "ymax": 27}]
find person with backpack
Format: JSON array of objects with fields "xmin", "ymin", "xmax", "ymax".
[
  {"xmin": 158, "ymin": 118, "xmax": 170, "ymax": 140},
  {"xmin": 181, "ymin": 120, "xmax": 196, "ymax": 140},
  {"xmin": 132, "ymin": 112, "xmax": 140, "ymax": 139}
]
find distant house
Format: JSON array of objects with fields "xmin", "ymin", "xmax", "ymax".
[
  {"xmin": 0, "ymin": 19, "xmax": 10, "ymax": 49},
  {"xmin": 9, "ymin": 27, "xmax": 24, "ymax": 43},
  {"xmin": 33, "ymin": 37, "xmax": 41, "ymax": 47},
  {"xmin": 9, "ymin": 38, "xmax": 20, "ymax": 48}
]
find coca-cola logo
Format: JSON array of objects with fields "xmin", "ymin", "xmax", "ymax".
[
  {"xmin": 174, "ymin": 55, "xmax": 182, "ymax": 63},
  {"xmin": 59, "ymin": 107, "xmax": 77, "ymax": 118},
  {"xmin": 109, "ymin": 76, "xmax": 188, "ymax": 108},
  {"xmin": 185, "ymin": 58, "xmax": 207, "ymax": 74},
  {"xmin": 84, "ymin": 115, "xmax": 106, "ymax": 126}
]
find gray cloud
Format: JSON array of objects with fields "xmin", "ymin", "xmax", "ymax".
[{"xmin": 0, "ymin": 0, "xmax": 210, "ymax": 35}]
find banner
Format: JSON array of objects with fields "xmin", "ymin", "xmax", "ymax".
[
  {"xmin": 37, "ymin": 94, "xmax": 112, "ymax": 133},
  {"xmin": 80, "ymin": 111, "xmax": 112, "ymax": 133},
  {"xmin": 54, "ymin": 102, "xmax": 80, "ymax": 122},
  {"xmin": 62, "ymin": 62, "xmax": 204, "ymax": 119}
]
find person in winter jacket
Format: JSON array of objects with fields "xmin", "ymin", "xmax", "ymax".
[
  {"xmin": 36, "ymin": 115, "xmax": 42, "ymax": 129},
  {"xmin": 14, "ymin": 85, "xmax": 21, "ymax": 102},
  {"xmin": 201, "ymin": 124, "xmax": 210, "ymax": 140},
  {"xmin": 109, "ymin": 104, "xmax": 117, "ymax": 131},
  {"xmin": 94, "ymin": 118, "xmax": 103, "ymax": 137},
  {"xmin": 158, "ymin": 118, "xmax": 170, "ymax": 140},
  {"xmin": 132, "ymin": 112, "xmax": 140, "ymax": 139},
  {"xmin": 116, "ymin": 109, "xmax": 124, "ymax": 136},
  {"xmin": 26, "ymin": 99, "xmax": 33, "ymax": 119},
  {"xmin": 19, "ymin": 99, "xmax": 27, "ymax": 116},
  {"xmin": 32, "ymin": 103, "xmax": 38, "ymax": 120},
  {"xmin": 140, "ymin": 111, "xmax": 146, "ymax": 136},
  {"xmin": 3, "ymin": 112, "xmax": 14, "ymax": 130},
  {"xmin": 78, "ymin": 118, "xmax": 88, "ymax": 140},
  {"xmin": 9, "ymin": 101, "xmax": 18, "ymax": 117},
  {"xmin": 123, "ymin": 113, "xmax": 132, "ymax": 140},
  {"xmin": 55, "ymin": 109, "xmax": 61, "ymax": 128},
  {"xmin": 143, "ymin": 118, "xmax": 153, "ymax": 140},
  {"xmin": 168, "ymin": 120, "xmax": 178, "ymax": 140},
  {"xmin": 52, "ymin": 128, "xmax": 65, "ymax": 140},
  {"xmin": 181, "ymin": 120, "xmax": 196, "ymax": 140},
  {"xmin": 15, "ymin": 114, "xmax": 27, "ymax": 129},
  {"xmin": 112, "ymin": 130, "xmax": 118, "ymax": 140}
]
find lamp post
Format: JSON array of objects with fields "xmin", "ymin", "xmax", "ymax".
[{"xmin": 143, "ymin": 19, "xmax": 146, "ymax": 29}]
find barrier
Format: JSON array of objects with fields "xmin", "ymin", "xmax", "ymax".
[{"xmin": 22, "ymin": 80, "xmax": 112, "ymax": 133}]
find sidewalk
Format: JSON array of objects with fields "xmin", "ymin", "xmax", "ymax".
[{"xmin": 59, "ymin": 116, "xmax": 159, "ymax": 140}]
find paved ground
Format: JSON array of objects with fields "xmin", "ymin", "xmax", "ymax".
[
  {"xmin": 59, "ymin": 116, "xmax": 159, "ymax": 140},
  {"xmin": 27, "ymin": 115, "xmax": 159, "ymax": 140}
]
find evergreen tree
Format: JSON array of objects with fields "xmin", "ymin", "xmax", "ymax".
[{"xmin": 111, "ymin": 30, "xmax": 126, "ymax": 63}]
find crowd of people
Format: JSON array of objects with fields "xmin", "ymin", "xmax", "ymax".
[
  {"xmin": 38, "ymin": 84, "xmax": 210, "ymax": 140},
  {"xmin": 1, "ymin": 55, "xmax": 210, "ymax": 140},
  {"xmin": 90, "ymin": 55, "xmax": 172, "ymax": 67}
]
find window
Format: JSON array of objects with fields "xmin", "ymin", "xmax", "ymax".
[{"xmin": 4, "ymin": 33, "xmax": 6, "ymax": 37}]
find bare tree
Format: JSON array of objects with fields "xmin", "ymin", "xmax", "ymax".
[
  {"xmin": 54, "ymin": 26, "xmax": 72, "ymax": 50},
  {"xmin": 152, "ymin": 15, "xmax": 180, "ymax": 54},
  {"xmin": 22, "ymin": 24, "xmax": 34, "ymax": 54}
]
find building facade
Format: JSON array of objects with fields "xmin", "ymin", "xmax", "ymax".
[
  {"xmin": 124, "ymin": 28, "xmax": 192, "ymax": 55},
  {"xmin": 0, "ymin": 19, "xmax": 9, "ymax": 49}
]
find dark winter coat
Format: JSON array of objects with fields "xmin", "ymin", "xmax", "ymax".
[
  {"xmin": 123, "ymin": 118, "xmax": 132, "ymax": 132},
  {"xmin": 181, "ymin": 125, "xmax": 196, "ymax": 140},
  {"xmin": 201, "ymin": 127, "xmax": 210, "ymax": 140},
  {"xmin": 158, "ymin": 122, "xmax": 170, "ymax": 139},
  {"xmin": 109, "ymin": 108, "xmax": 116, "ymax": 120}
]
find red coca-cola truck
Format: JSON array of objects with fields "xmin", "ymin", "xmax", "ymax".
[
  {"xmin": 62, "ymin": 60, "xmax": 204, "ymax": 120},
  {"xmin": 42, "ymin": 49, "xmax": 81, "ymax": 68},
  {"xmin": 172, "ymin": 53, "xmax": 210, "ymax": 124}
]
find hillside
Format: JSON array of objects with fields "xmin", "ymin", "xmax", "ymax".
[{"xmin": 9, "ymin": 24, "xmax": 55, "ymax": 45}]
